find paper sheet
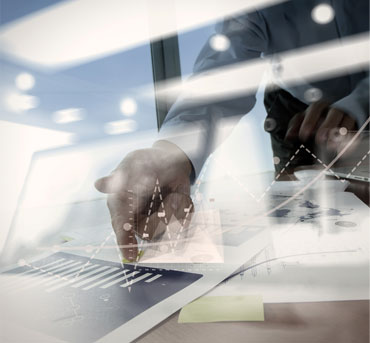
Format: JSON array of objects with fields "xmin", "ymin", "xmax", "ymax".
[
  {"xmin": 178, "ymin": 295, "xmax": 264, "ymax": 323},
  {"xmin": 1, "ymin": 193, "xmax": 270, "ymax": 343},
  {"xmin": 207, "ymin": 191, "xmax": 370, "ymax": 303},
  {"xmin": 3, "ymin": 170, "xmax": 367, "ymax": 343}
]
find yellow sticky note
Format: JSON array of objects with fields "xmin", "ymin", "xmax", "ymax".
[{"xmin": 178, "ymin": 295, "xmax": 264, "ymax": 323}]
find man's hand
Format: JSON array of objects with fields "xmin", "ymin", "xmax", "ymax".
[
  {"xmin": 94, "ymin": 141, "xmax": 194, "ymax": 262},
  {"xmin": 285, "ymin": 101, "xmax": 357, "ymax": 151}
]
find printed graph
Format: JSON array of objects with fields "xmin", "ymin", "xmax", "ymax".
[{"xmin": 0, "ymin": 252, "xmax": 202, "ymax": 343}]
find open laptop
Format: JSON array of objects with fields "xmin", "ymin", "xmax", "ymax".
[
  {"xmin": 325, "ymin": 132, "xmax": 370, "ymax": 183},
  {"xmin": 0, "ymin": 132, "xmax": 269, "ymax": 343},
  {"xmin": 330, "ymin": 163, "xmax": 369, "ymax": 182}
]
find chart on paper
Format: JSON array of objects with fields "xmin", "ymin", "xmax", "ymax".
[{"xmin": 0, "ymin": 252, "xmax": 202, "ymax": 343}]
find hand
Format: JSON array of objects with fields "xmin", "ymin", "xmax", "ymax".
[
  {"xmin": 94, "ymin": 141, "xmax": 194, "ymax": 262},
  {"xmin": 285, "ymin": 101, "xmax": 357, "ymax": 151}
]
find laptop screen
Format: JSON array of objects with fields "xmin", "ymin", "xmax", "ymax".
[{"xmin": 1, "ymin": 132, "xmax": 157, "ymax": 266}]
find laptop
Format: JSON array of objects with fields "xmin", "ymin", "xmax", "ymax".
[
  {"xmin": 326, "ymin": 132, "xmax": 370, "ymax": 183},
  {"xmin": 330, "ymin": 163, "xmax": 369, "ymax": 182}
]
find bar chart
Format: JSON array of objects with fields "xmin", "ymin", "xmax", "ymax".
[{"xmin": 0, "ymin": 252, "xmax": 203, "ymax": 342}]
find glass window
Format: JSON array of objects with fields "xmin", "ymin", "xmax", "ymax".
[
  {"xmin": 0, "ymin": 0, "xmax": 158, "ymax": 143},
  {"xmin": 0, "ymin": 0, "xmax": 158, "ymax": 246},
  {"xmin": 177, "ymin": 22, "xmax": 274, "ymax": 179}
]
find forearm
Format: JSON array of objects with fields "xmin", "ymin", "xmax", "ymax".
[{"xmin": 157, "ymin": 11, "xmax": 267, "ymax": 180}]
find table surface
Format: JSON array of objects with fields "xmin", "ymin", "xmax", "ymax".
[
  {"xmin": 136, "ymin": 300, "xmax": 369, "ymax": 343},
  {"xmin": 135, "ymin": 173, "xmax": 370, "ymax": 343}
]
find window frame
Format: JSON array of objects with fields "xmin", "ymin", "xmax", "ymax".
[{"xmin": 150, "ymin": 35, "xmax": 181, "ymax": 130}]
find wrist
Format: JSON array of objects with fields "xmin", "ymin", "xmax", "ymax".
[{"xmin": 152, "ymin": 140, "xmax": 193, "ymax": 177}]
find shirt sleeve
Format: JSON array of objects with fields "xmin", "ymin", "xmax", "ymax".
[
  {"xmin": 333, "ymin": 75, "xmax": 370, "ymax": 128},
  {"xmin": 158, "ymin": 11, "xmax": 268, "ymax": 181}
]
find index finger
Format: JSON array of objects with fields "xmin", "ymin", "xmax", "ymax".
[
  {"xmin": 107, "ymin": 193, "xmax": 138, "ymax": 261},
  {"xmin": 299, "ymin": 102, "xmax": 329, "ymax": 142},
  {"xmin": 285, "ymin": 112, "xmax": 305, "ymax": 141},
  {"xmin": 315, "ymin": 107, "xmax": 344, "ymax": 145}
]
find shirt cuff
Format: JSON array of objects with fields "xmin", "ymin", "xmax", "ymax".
[{"xmin": 157, "ymin": 122, "xmax": 208, "ymax": 182}]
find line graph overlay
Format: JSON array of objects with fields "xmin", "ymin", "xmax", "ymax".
[
  {"xmin": 33, "ymin": 119, "xmax": 370, "ymax": 254},
  {"xmin": 345, "ymin": 149, "xmax": 370, "ymax": 178},
  {"xmin": 213, "ymin": 143, "xmax": 345, "ymax": 204}
]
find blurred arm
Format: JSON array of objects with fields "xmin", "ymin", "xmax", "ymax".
[
  {"xmin": 159, "ymin": 11, "xmax": 268, "ymax": 180},
  {"xmin": 333, "ymin": 75, "xmax": 370, "ymax": 128}
]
